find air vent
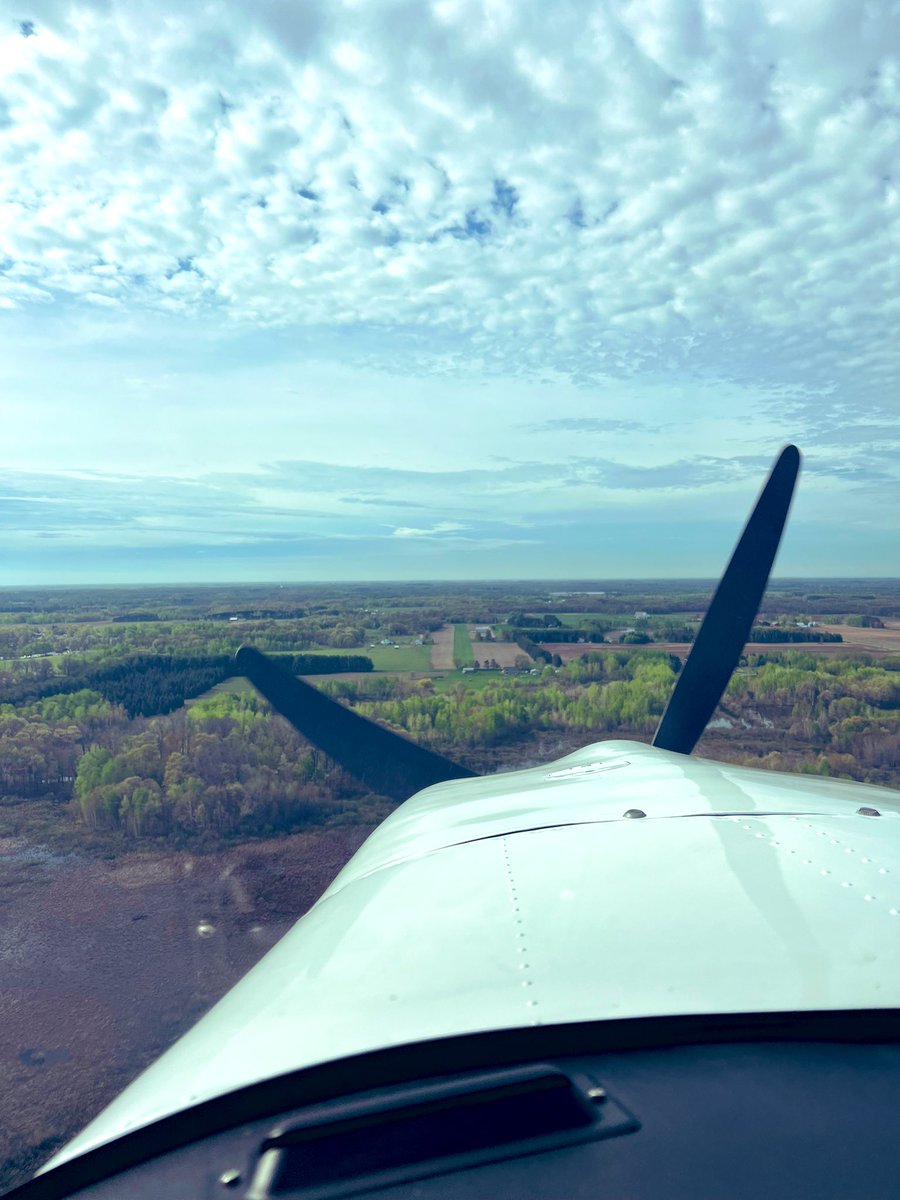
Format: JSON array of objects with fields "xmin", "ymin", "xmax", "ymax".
[
  {"xmin": 247, "ymin": 1062, "xmax": 637, "ymax": 1199},
  {"xmin": 545, "ymin": 759, "xmax": 630, "ymax": 781}
]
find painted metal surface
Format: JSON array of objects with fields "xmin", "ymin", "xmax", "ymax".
[
  {"xmin": 48, "ymin": 741, "xmax": 900, "ymax": 1169},
  {"xmin": 322, "ymin": 739, "xmax": 900, "ymax": 887}
]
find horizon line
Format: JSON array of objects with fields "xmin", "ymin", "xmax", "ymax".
[{"xmin": 1, "ymin": 575, "xmax": 899, "ymax": 591}]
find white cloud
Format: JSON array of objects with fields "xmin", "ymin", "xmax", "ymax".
[
  {"xmin": 0, "ymin": 1, "xmax": 896, "ymax": 377},
  {"xmin": 1, "ymin": 0, "xmax": 898, "ymax": 579},
  {"xmin": 391, "ymin": 521, "xmax": 468, "ymax": 538}
]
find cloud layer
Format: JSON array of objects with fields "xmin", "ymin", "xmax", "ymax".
[
  {"xmin": 4, "ymin": 3, "xmax": 899, "ymax": 372},
  {"xmin": 2, "ymin": 1, "xmax": 899, "ymax": 579}
]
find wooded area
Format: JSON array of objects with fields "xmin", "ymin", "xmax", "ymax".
[{"xmin": 0, "ymin": 581, "xmax": 898, "ymax": 849}]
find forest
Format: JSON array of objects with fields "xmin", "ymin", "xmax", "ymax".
[
  {"xmin": 0, "ymin": 580, "xmax": 898, "ymax": 850},
  {"xmin": 0, "ymin": 652, "xmax": 372, "ymax": 715}
]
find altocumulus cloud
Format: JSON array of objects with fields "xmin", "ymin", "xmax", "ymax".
[
  {"xmin": 2, "ymin": 0, "xmax": 898, "ymax": 381},
  {"xmin": 1, "ymin": 0, "xmax": 899, "ymax": 579}
]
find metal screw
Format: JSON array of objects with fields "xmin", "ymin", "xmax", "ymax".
[
  {"xmin": 623, "ymin": 808, "xmax": 646, "ymax": 819},
  {"xmin": 587, "ymin": 1086, "xmax": 607, "ymax": 1102},
  {"xmin": 858, "ymin": 807, "xmax": 881, "ymax": 817},
  {"xmin": 219, "ymin": 1169, "xmax": 242, "ymax": 1188}
]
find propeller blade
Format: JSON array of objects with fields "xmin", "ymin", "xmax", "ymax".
[
  {"xmin": 235, "ymin": 646, "xmax": 476, "ymax": 801},
  {"xmin": 652, "ymin": 444, "xmax": 801, "ymax": 755}
]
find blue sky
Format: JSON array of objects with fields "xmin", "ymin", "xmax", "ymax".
[{"xmin": 1, "ymin": 0, "xmax": 898, "ymax": 583}]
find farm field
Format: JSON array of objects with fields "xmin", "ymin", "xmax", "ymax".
[
  {"xmin": 431, "ymin": 670, "xmax": 509, "ymax": 694},
  {"xmin": 554, "ymin": 612, "xmax": 628, "ymax": 627},
  {"xmin": 430, "ymin": 624, "xmax": 455, "ymax": 670},
  {"xmin": 544, "ymin": 623, "xmax": 900, "ymax": 663},
  {"xmin": 469, "ymin": 638, "xmax": 533, "ymax": 667},
  {"xmin": 650, "ymin": 636, "xmax": 900, "ymax": 660},
  {"xmin": 818, "ymin": 621, "xmax": 900, "ymax": 654},
  {"xmin": 269, "ymin": 643, "xmax": 433, "ymax": 672},
  {"xmin": 354, "ymin": 642, "xmax": 432, "ymax": 672},
  {"xmin": 453, "ymin": 623, "xmax": 475, "ymax": 668},
  {"xmin": 541, "ymin": 641, "xmax": 612, "ymax": 661}
]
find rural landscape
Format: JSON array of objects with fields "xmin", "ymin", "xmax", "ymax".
[
  {"xmin": 1, "ymin": 577, "xmax": 899, "ymax": 1189},
  {"xmin": 3, "ymin": 0, "xmax": 898, "ymax": 1190}
]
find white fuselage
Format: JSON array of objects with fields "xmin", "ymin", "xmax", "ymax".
[{"xmin": 48, "ymin": 740, "xmax": 900, "ymax": 1169}]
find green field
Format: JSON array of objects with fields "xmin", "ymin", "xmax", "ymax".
[
  {"xmin": 197, "ymin": 644, "xmax": 432, "ymax": 702},
  {"xmin": 193, "ymin": 675, "xmax": 255, "ymax": 700},
  {"xmin": 452, "ymin": 625, "xmax": 475, "ymax": 668},
  {"xmin": 0, "ymin": 653, "xmax": 68, "ymax": 671},
  {"xmin": 432, "ymin": 670, "xmax": 515, "ymax": 694},
  {"xmin": 360, "ymin": 643, "xmax": 432, "ymax": 672},
  {"xmin": 269, "ymin": 643, "xmax": 433, "ymax": 673}
]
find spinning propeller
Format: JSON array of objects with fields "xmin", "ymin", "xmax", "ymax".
[{"xmin": 237, "ymin": 446, "xmax": 800, "ymax": 794}]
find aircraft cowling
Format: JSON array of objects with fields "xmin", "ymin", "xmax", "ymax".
[{"xmin": 46, "ymin": 738, "xmax": 900, "ymax": 1171}]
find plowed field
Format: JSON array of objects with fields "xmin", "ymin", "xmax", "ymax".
[{"xmin": 430, "ymin": 625, "xmax": 455, "ymax": 670}]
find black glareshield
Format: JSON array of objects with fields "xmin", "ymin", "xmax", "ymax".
[
  {"xmin": 652, "ymin": 445, "xmax": 801, "ymax": 756},
  {"xmin": 235, "ymin": 646, "xmax": 476, "ymax": 801}
]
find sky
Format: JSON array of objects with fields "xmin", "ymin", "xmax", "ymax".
[{"xmin": 1, "ymin": 0, "xmax": 898, "ymax": 584}]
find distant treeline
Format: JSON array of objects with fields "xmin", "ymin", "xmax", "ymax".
[
  {"xmin": 508, "ymin": 626, "xmax": 842, "ymax": 646},
  {"xmin": 749, "ymin": 628, "xmax": 843, "ymax": 644},
  {"xmin": 208, "ymin": 608, "xmax": 307, "ymax": 620},
  {"xmin": 281, "ymin": 654, "xmax": 373, "ymax": 675},
  {"xmin": 0, "ymin": 652, "xmax": 373, "ymax": 717},
  {"xmin": 508, "ymin": 628, "xmax": 607, "ymax": 644},
  {"xmin": 507, "ymin": 613, "xmax": 564, "ymax": 628},
  {"xmin": 513, "ymin": 635, "xmax": 552, "ymax": 664}
]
